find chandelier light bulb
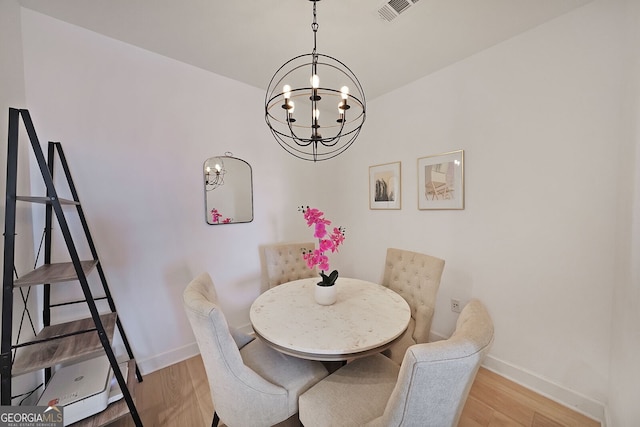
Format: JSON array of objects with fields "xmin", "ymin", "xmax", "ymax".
[
  {"xmin": 340, "ymin": 86, "xmax": 349, "ymax": 99},
  {"xmin": 313, "ymin": 109, "xmax": 320, "ymax": 120},
  {"xmin": 311, "ymin": 74, "xmax": 320, "ymax": 89},
  {"xmin": 205, "ymin": 155, "xmax": 227, "ymax": 191},
  {"xmin": 283, "ymin": 85, "xmax": 291, "ymax": 99}
]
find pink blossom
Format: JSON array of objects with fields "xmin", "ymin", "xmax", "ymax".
[
  {"xmin": 299, "ymin": 206, "xmax": 346, "ymax": 273},
  {"xmin": 302, "ymin": 251, "xmax": 315, "ymax": 269},
  {"xmin": 314, "ymin": 222, "xmax": 327, "ymax": 239},
  {"xmin": 318, "ymin": 257, "xmax": 330, "ymax": 271},
  {"xmin": 211, "ymin": 208, "xmax": 222, "ymax": 223},
  {"xmin": 330, "ymin": 227, "xmax": 345, "ymax": 250},
  {"xmin": 319, "ymin": 239, "xmax": 334, "ymax": 252},
  {"xmin": 303, "ymin": 208, "xmax": 323, "ymax": 226}
]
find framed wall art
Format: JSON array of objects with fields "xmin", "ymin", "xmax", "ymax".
[
  {"xmin": 369, "ymin": 161, "xmax": 401, "ymax": 210},
  {"xmin": 417, "ymin": 150, "xmax": 464, "ymax": 210}
]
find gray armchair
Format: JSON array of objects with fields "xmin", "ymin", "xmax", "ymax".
[
  {"xmin": 299, "ymin": 299, "xmax": 494, "ymax": 427},
  {"xmin": 264, "ymin": 242, "xmax": 317, "ymax": 288},
  {"xmin": 381, "ymin": 248, "xmax": 445, "ymax": 364},
  {"xmin": 183, "ymin": 273, "xmax": 328, "ymax": 427}
]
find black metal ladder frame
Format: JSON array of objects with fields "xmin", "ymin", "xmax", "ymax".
[{"xmin": 1, "ymin": 108, "xmax": 143, "ymax": 426}]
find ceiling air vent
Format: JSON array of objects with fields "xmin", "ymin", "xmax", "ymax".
[{"xmin": 378, "ymin": 0, "xmax": 420, "ymax": 22}]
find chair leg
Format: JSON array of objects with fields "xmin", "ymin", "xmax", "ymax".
[{"xmin": 212, "ymin": 411, "xmax": 220, "ymax": 427}]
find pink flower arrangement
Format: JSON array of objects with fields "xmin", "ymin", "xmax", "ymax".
[
  {"xmin": 299, "ymin": 206, "xmax": 346, "ymax": 285},
  {"xmin": 210, "ymin": 208, "xmax": 232, "ymax": 224}
]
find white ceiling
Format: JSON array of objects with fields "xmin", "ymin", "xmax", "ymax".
[{"xmin": 18, "ymin": 0, "xmax": 593, "ymax": 100}]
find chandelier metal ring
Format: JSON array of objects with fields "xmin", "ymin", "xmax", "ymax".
[{"xmin": 264, "ymin": 1, "xmax": 366, "ymax": 162}]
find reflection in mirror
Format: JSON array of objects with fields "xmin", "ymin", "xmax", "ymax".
[{"xmin": 204, "ymin": 154, "xmax": 253, "ymax": 225}]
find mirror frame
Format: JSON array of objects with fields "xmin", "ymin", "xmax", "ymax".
[{"xmin": 204, "ymin": 155, "xmax": 254, "ymax": 225}]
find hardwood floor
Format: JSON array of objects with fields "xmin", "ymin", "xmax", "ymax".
[
  {"xmin": 110, "ymin": 355, "xmax": 600, "ymax": 427},
  {"xmin": 459, "ymin": 369, "xmax": 600, "ymax": 427},
  {"xmin": 110, "ymin": 356, "xmax": 213, "ymax": 427}
]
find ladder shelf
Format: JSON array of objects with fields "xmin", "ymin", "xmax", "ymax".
[
  {"xmin": 14, "ymin": 260, "xmax": 98, "ymax": 287},
  {"xmin": 11, "ymin": 313, "xmax": 117, "ymax": 376},
  {"xmin": 15, "ymin": 196, "xmax": 80, "ymax": 205},
  {"xmin": 2, "ymin": 108, "xmax": 143, "ymax": 426}
]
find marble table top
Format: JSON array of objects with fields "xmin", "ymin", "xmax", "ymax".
[{"xmin": 250, "ymin": 277, "xmax": 411, "ymax": 361}]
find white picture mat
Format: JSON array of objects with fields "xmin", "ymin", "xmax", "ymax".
[
  {"xmin": 369, "ymin": 161, "xmax": 401, "ymax": 210},
  {"xmin": 417, "ymin": 150, "xmax": 464, "ymax": 210}
]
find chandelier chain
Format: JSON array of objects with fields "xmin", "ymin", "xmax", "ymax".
[{"xmin": 312, "ymin": 1, "xmax": 318, "ymax": 54}]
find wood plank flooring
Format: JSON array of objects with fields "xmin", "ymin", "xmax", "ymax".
[
  {"xmin": 111, "ymin": 356, "xmax": 213, "ymax": 427},
  {"xmin": 110, "ymin": 355, "xmax": 600, "ymax": 427},
  {"xmin": 459, "ymin": 368, "xmax": 600, "ymax": 427}
]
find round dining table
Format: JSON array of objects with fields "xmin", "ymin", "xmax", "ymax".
[{"xmin": 249, "ymin": 277, "xmax": 411, "ymax": 361}]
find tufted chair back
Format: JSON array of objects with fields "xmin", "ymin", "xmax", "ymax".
[
  {"xmin": 376, "ymin": 299, "xmax": 493, "ymax": 427},
  {"xmin": 183, "ymin": 273, "xmax": 286, "ymax": 426},
  {"xmin": 264, "ymin": 242, "xmax": 317, "ymax": 288},
  {"xmin": 183, "ymin": 272, "xmax": 329, "ymax": 426},
  {"xmin": 298, "ymin": 299, "xmax": 493, "ymax": 427},
  {"xmin": 381, "ymin": 248, "xmax": 445, "ymax": 364}
]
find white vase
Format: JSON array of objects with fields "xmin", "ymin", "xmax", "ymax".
[{"xmin": 314, "ymin": 283, "xmax": 337, "ymax": 305}]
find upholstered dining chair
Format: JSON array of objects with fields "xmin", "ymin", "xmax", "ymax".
[
  {"xmin": 183, "ymin": 273, "xmax": 328, "ymax": 427},
  {"xmin": 381, "ymin": 248, "xmax": 445, "ymax": 364},
  {"xmin": 299, "ymin": 299, "xmax": 494, "ymax": 427},
  {"xmin": 264, "ymin": 242, "xmax": 317, "ymax": 288}
]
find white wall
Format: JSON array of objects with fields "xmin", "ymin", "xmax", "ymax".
[
  {"xmin": 18, "ymin": 8, "xmax": 325, "ymax": 374},
  {"xmin": 0, "ymin": 0, "xmax": 42, "ymax": 404},
  {"xmin": 10, "ymin": 0, "xmax": 640, "ymax": 423},
  {"xmin": 608, "ymin": 0, "xmax": 640, "ymax": 425},
  {"xmin": 329, "ymin": 0, "xmax": 631, "ymax": 422}
]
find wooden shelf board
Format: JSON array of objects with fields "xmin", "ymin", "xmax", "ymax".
[
  {"xmin": 16, "ymin": 196, "xmax": 79, "ymax": 205},
  {"xmin": 14, "ymin": 260, "xmax": 98, "ymax": 287},
  {"xmin": 72, "ymin": 359, "xmax": 139, "ymax": 427},
  {"xmin": 12, "ymin": 313, "xmax": 117, "ymax": 376}
]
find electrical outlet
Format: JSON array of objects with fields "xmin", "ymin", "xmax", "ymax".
[{"xmin": 450, "ymin": 298, "xmax": 461, "ymax": 313}]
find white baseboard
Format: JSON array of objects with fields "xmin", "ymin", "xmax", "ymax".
[
  {"xmin": 482, "ymin": 355, "xmax": 605, "ymax": 425},
  {"xmin": 136, "ymin": 342, "xmax": 200, "ymax": 375},
  {"xmin": 603, "ymin": 407, "xmax": 612, "ymax": 427},
  {"xmin": 136, "ymin": 324, "xmax": 255, "ymax": 375},
  {"xmin": 237, "ymin": 322, "xmax": 254, "ymax": 335},
  {"xmin": 430, "ymin": 331, "xmax": 605, "ymax": 425}
]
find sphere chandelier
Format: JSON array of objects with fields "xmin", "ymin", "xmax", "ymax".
[{"xmin": 265, "ymin": 0, "xmax": 366, "ymax": 162}]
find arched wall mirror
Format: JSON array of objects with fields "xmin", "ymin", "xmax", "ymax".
[{"xmin": 204, "ymin": 154, "xmax": 253, "ymax": 225}]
